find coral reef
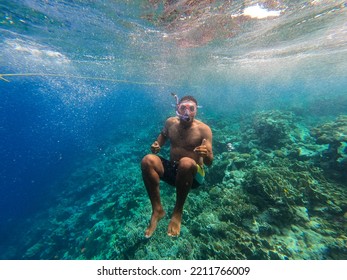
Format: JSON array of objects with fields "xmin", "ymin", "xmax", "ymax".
[
  {"xmin": 2, "ymin": 111, "xmax": 347, "ymax": 260},
  {"xmin": 310, "ymin": 115, "xmax": 347, "ymax": 181},
  {"xmin": 242, "ymin": 110, "xmax": 296, "ymax": 149}
]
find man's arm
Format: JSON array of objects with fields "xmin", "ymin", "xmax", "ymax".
[
  {"xmin": 194, "ymin": 124, "xmax": 213, "ymax": 166},
  {"xmin": 151, "ymin": 118, "xmax": 171, "ymax": 154},
  {"xmin": 203, "ymin": 126, "xmax": 213, "ymax": 166}
]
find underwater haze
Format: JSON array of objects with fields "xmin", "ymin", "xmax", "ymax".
[{"xmin": 0, "ymin": 0, "xmax": 346, "ymax": 259}]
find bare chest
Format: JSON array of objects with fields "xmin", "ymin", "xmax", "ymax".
[{"xmin": 169, "ymin": 124, "xmax": 202, "ymax": 149}]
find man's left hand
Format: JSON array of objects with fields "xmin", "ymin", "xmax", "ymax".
[{"xmin": 194, "ymin": 139, "xmax": 208, "ymax": 158}]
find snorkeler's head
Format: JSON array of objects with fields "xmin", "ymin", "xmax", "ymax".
[
  {"xmin": 176, "ymin": 95, "xmax": 198, "ymax": 122},
  {"xmin": 179, "ymin": 95, "xmax": 198, "ymax": 106}
]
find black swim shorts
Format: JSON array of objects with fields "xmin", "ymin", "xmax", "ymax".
[{"xmin": 158, "ymin": 156, "xmax": 204, "ymax": 189}]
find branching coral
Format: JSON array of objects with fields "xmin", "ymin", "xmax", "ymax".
[
  {"xmin": 249, "ymin": 110, "xmax": 296, "ymax": 149},
  {"xmin": 310, "ymin": 115, "xmax": 347, "ymax": 180}
]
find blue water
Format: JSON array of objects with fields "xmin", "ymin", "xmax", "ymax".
[{"xmin": 1, "ymin": 0, "xmax": 346, "ymax": 259}]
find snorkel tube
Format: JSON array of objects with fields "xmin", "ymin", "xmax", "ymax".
[{"xmin": 171, "ymin": 92, "xmax": 190, "ymax": 122}]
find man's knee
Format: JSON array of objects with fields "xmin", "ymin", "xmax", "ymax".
[
  {"xmin": 178, "ymin": 157, "xmax": 197, "ymax": 174},
  {"xmin": 141, "ymin": 155, "xmax": 164, "ymax": 176},
  {"xmin": 141, "ymin": 154, "xmax": 158, "ymax": 170}
]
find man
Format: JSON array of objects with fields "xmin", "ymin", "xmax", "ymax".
[{"xmin": 141, "ymin": 94, "xmax": 213, "ymax": 237}]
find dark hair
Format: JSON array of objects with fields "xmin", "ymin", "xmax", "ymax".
[{"xmin": 179, "ymin": 95, "xmax": 198, "ymax": 106}]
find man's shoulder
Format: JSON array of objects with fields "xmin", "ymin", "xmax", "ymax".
[
  {"xmin": 195, "ymin": 119, "xmax": 210, "ymax": 129},
  {"xmin": 166, "ymin": 116, "xmax": 179, "ymax": 125}
]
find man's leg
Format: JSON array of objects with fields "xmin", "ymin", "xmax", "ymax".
[
  {"xmin": 141, "ymin": 154, "xmax": 165, "ymax": 238},
  {"xmin": 168, "ymin": 157, "xmax": 197, "ymax": 237}
]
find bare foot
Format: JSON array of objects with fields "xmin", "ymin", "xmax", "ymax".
[
  {"xmin": 167, "ymin": 213, "xmax": 182, "ymax": 237},
  {"xmin": 145, "ymin": 209, "xmax": 166, "ymax": 238}
]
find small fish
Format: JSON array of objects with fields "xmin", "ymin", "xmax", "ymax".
[{"xmin": 226, "ymin": 143, "xmax": 235, "ymax": 151}]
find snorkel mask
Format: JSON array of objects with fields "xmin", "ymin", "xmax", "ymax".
[{"xmin": 171, "ymin": 93, "xmax": 199, "ymax": 122}]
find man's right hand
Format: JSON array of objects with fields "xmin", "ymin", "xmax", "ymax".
[{"xmin": 151, "ymin": 141, "xmax": 161, "ymax": 154}]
